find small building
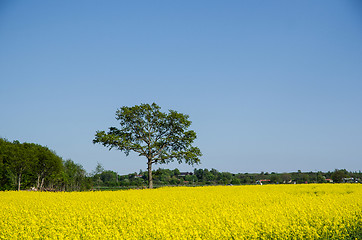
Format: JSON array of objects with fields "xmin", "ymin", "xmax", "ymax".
[
  {"xmin": 342, "ymin": 178, "xmax": 357, "ymax": 183},
  {"xmin": 178, "ymin": 172, "xmax": 193, "ymax": 177},
  {"xmin": 256, "ymin": 179, "xmax": 270, "ymax": 185}
]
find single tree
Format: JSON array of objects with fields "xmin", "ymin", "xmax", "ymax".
[
  {"xmin": 331, "ymin": 169, "xmax": 349, "ymax": 183},
  {"xmin": 93, "ymin": 103, "xmax": 202, "ymax": 188}
]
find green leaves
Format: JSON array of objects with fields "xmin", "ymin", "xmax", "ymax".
[
  {"xmin": 93, "ymin": 103, "xmax": 202, "ymax": 188},
  {"xmin": 93, "ymin": 103, "xmax": 202, "ymax": 165},
  {"xmin": 0, "ymin": 138, "xmax": 64, "ymax": 190}
]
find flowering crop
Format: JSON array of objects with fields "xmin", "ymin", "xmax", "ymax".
[{"xmin": 0, "ymin": 184, "xmax": 361, "ymax": 239}]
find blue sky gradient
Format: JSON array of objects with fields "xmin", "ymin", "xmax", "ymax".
[{"xmin": 1, "ymin": 1, "xmax": 361, "ymax": 174}]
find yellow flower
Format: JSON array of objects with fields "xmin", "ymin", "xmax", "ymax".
[{"xmin": 0, "ymin": 184, "xmax": 361, "ymax": 239}]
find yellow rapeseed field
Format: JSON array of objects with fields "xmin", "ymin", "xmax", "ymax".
[{"xmin": 0, "ymin": 184, "xmax": 361, "ymax": 239}]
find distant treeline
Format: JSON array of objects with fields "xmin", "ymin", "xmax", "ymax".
[
  {"xmin": 0, "ymin": 138, "xmax": 90, "ymax": 191},
  {"xmin": 1, "ymin": 138, "xmax": 361, "ymax": 191},
  {"xmin": 94, "ymin": 167, "xmax": 361, "ymax": 189}
]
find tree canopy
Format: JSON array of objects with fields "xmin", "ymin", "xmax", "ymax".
[
  {"xmin": 0, "ymin": 138, "xmax": 89, "ymax": 191},
  {"xmin": 93, "ymin": 103, "xmax": 202, "ymax": 188}
]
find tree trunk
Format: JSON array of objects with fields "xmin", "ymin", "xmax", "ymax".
[
  {"xmin": 37, "ymin": 175, "xmax": 41, "ymax": 189},
  {"xmin": 18, "ymin": 173, "xmax": 21, "ymax": 191},
  {"xmin": 40, "ymin": 178, "xmax": 45, "ymax": 191},
  {"xmin": 148, "ymin": 161, "xmax": 153, "ymax": 189}
]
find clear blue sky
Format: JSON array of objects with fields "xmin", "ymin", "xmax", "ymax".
[{"xmin": 1, "ymin": 1, "xmax": 361, "ymax": 174}]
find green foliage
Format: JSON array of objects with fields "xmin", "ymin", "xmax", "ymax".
[
  {"xmin": 0, "ymin": 138, "xmax": 90, "ymax": 191},
  {"xmin": 109, "ymin": 168, "xmax": 360, "ymax": 188},
  {"xmin": 270, "ymin": 174, "xmax": 282, "ymax": 184},
  {"xmin": 331, "ymin": 169, "xmax": 349, "ymax": 183},
  {"xmin": 231, "ymin": 178, "xmax": 241, "ymax": 185},
  {"xmin": 1, "ymin": 137, "xmax": 361, "ymax": 191},
  {"xmin": 62, "ymin": 159, "xmax": 90, "ymax": 191},
  {"xmin": 93, "ymin": 103, "xmax": 202, "ymax": 188}
]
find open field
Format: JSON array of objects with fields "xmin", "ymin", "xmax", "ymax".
[{"xmin": 1, "ymin": 184, "xmax": 361, "ymax": 239}]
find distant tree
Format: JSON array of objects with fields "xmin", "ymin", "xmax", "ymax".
[
  {"xmin": 62, "ymin": 159, "xmax": 89, "ymax": 191},
  {"xmin": 173, "ymin": 168, "xmax": 180, "ymax": 177},
  {"xmin": 34, "ymin": 146, "xmax": 63, "ymax": 190},
  {"xmin": 242, "ymin": 176, "xmax": 252, "ymax": 184},
  {"xmin": 221, "ymin": 172, "xmax": 232, "ymax": 184},
  {"xmin": 231, "ymin": 178, "xmax": 240, "ymax": 185},
  {"xmin": 132, "ymin": 177, "xmax": 145, "ymax": 187},
  {"xmin": 316, "ymin": 171, "xmax": 324, "ymax": 183},
  {"xmin": 169, "ymin": 176, "xmax": 179, "ymax": 185},
  {"xmin": 93, "ymin": 103, "xmax": 202, "ymax": 188},
  {"xmin": 92, "ymin": 162, "xmax": 105, "ymax": 188},
  {"xmin": 0, "ymin": 138, "xmax": 92, "ymax": 191},
  {"xmin": 0, "ymin": 139, "xmax": 15, "ymax": 190},
  {"xmin": 281, "ymin": 173, "xmax": 292, "ymax": 183},
  {"xmin": 205, "ymin": 171, "xmax": 215, "ymax": 182},
  {"xmin": 331, "ymin": 169, "xmax": 349, "ymax": 183},
  {"xmin": 93, "ymin": 162, "xmax": 105, "ymax": 175},
  {"xmin": 210, "ymin": 168, "xmax": 220, "ymax": 180},
  {"xmin": 184, "ymin": 174, "xmax": 197, "ymax": 183},
  {"xmin": 158, "ymin": 169, "xmax": 172, "ymax": 184},
  {"xmin": 120, "ymin": 179, "xmax": 130, "ymax": 186},
  {"xmin": 194, "ymin": 169, "xmax": 204, "ymax": 181},
  {"xmin": 301, "ymin": 174, "xmax": 310, "ymax": 183},
  {"xmin": 99, "ymin": 170, "xmax": 118, "ymax": 186},
  {"xmin": 10, "ymin": 142, "xmax": 36, "ymax": 190},
  {"xmin": 270, "ymin": 174, "xmax": 282, "ymax": 184}
]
